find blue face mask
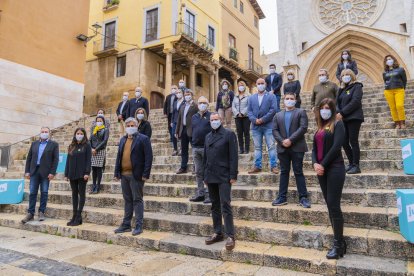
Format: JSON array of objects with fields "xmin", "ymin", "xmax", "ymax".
[
  {"xmin": 342, "ymin": 75, "xmax": 351, "ymax": 84},
  {"xmin": 210, "ymin": 120, "xmax": 221, "ymax": 130},
  {"xmin": 320, "ymin": 109, "xmax": 332, "ymax": 120}
]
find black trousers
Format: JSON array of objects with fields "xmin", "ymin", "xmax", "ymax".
[
  {"xmin": 343, "ymin": 120, "xmax": 362, "ymax": 166},
  {"xmin": 167, "ymin": 113, "xmax": 173, "ymax": 142},
  {"xmin": 208, "ymin": 182, "xmax": 234, "ymax": 238},
  {"xmin": 235, "ymin": 117, "xmax": 250, "ymax": 152},
  {"xmin": 180, "ymin": 126, "xmax": 190, "ymax": 170},
  {"xmin": 278, "ymin": 149, "xmax": 307, "ymax": 200},
  {"xmin": 318, "ymin": 165, "xmax": 346, "ymax": 239},
  {"xmin": 121, "ymin": 175, "xmax": 144, "ymax": 228},
  {"xmin": 70, "ymin": 179, "xmax": 87, "ymax": 213},
  {"xmin": 92, "ymin": 167, "xmax": 103, "ymax": 191}
]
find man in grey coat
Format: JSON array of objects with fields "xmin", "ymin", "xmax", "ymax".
[{"xmin": 271, "ymin": 91, "xmax": 311, "ymax": 208}]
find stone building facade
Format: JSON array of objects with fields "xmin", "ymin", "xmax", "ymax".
[{"xmin": 264, "ymin": 0, "xmax": 414, "ymax": 91}]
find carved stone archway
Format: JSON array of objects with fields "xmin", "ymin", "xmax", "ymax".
[{"xmin": 302, "ymin": 29, "xmax": 410, "ymax": 92}]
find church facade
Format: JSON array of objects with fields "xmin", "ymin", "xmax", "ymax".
[{"xmin": 265, "ymin": 0, "xmax": 414, "ymax": 91}]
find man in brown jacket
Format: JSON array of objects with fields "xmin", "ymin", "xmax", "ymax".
[
  {"xmin": 311, "ymin": 69, "xmax": 338, "ymax": 112},
  {"xmin": 175, "ymin": 89, "xmax": 198, "ymax": 174}
]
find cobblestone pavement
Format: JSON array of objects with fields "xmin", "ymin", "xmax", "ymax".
[{"xmin": 0, "ymin": 227, "xmax": 317, "ymax": 276}]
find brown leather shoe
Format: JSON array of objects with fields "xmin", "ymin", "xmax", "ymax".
[
  {"xmin": 225, "ymin": 237, "xmax": 235, "ymax": 251},
  {"xmin": 21, "ymin": 213, "xmax": 34, "ymax": 224},
  {"xmin": 205, "ymin": 233, "xmax": 224, "ymax": 245},
  {"xmin": 248, "ymin": 167, "xmax": 261, "ymax": 174},
  {"xmin": 176, "ymin": 168, "xmax": 187, "ymax": 174},
  {"xmin": 271, "ymin": 167, "xmax": 279, "ymax": 174}
]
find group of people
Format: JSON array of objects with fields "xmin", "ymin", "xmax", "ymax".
[{"xmin": 21, "ymin": 50, "xmax": 408, "ymax": 259}]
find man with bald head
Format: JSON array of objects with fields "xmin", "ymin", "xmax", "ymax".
[
  {"xmin": 247, "ymin": 78, "xmax": 278, "ymax": 174},
  {"xmin": 129, "ymin": 86, "xmax": 149, "ymax": 118}
]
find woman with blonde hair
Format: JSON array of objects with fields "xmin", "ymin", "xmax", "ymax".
[
  {"xmin": 383, "ymin": 54, "xmax": 407, "ymax": 129},
  {"xmin": 134, "ymin": 108, "xmax": 152, "ymax": 138},
  {"xmin": 232, "ymin": 80, "xmax": 251, "ymax": 154},
  {"xmin": 335, "ymin": 69, "xmax": 364, "ymax": 174},
  {"xmin": 283, "ymin": 70, "xmax": 302, "ymax": 108}
]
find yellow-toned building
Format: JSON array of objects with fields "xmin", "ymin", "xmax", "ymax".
[
  {"xmin": 84, "ymin": 0, "xmax": 265, "ymax": 113},
  {"xmin": 0, "ymin": 0, "xmax": 90, "ymax": 143}
]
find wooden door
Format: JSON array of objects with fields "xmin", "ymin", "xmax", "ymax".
[{"xmin": 150, "ymin": 92, "xmax": 164, "ymax": 110}]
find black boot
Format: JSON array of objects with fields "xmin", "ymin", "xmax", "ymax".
[
  {"xmin": 72, "ymin": 211, "xmax": 83, "ymax": 226},
  {"xmin": 326, "ymin": 218, "xmax": 346, "ymax": 259},
  {"xmin": 347, "ymin": 164, "xmax": 361, "ymax": 174},
  {"xmin": 67, "ymin": 211, "xmax": 76, "ymax": 226}
]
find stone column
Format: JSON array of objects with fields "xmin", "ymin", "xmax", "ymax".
[
  {"xmin": 214, "ymin": 68, "xmax": 219, "ymax": 99},
  {"xmin": 231, "ymin": 73, "xmax": 240, "ymax": 91},
  {"xmin": 189, "ymin": 60, "xmax": 198, "ymax": 92},
  {"xmin": 163, "ymin": 48, "xmax": 175, "ymax": 97},
  {"xmin": 208, "ymin": 71, "xmax": 215, "ymax": 103}
]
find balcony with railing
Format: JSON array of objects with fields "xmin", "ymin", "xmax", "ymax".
[
  {"xmin": 93, "ymin": 37, "xmax": 119, "ymax": 58},
  {"xmin": 229, "ymin": 48, "xmax": 239, "ymax": 62},
  {"xmin": 175, "ymin": 21, "xmax": 210, "ymax": 51},
  {"xmin": 245, "ymin": 60, "xmax": 263, "ymax": 77}
]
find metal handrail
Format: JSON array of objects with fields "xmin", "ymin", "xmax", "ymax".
[
  {"xmin": 175, "ymin": 21, "xmax": 210, "ymax": 50},
  {"xmin": 245, "ymin": 60, "xmax": 263, "ymax": 74}
]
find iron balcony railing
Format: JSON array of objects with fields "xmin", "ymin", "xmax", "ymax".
[
  {"xmin": 245, "ymin": 60, "xmax": 263, "ymax": 74},
  {"xmin": 175, "ymin": 21, "xmax": 210, "ymax": 50},
  {"xmin": 93, "ymin": 38, "xmax": 119, "ymax": 57},
  {"xmin": 229, "ymin": 47, "xmax": 239, "ymax": 62}
]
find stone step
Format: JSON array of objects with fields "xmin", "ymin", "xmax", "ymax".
[
  {"xmin": 1, "ymin": 205, "xmax": 412, "ymax": 264},
  {"xmin": 44, "ymin": 182, "xmax": 398, "ymax": 208},
  {"xmin": 15, "ymin": 191, "xmax": 399, "ymax": 230},
  {"xmin": 3, "ymin": 214, "xmax": 410, "ymax": 275}
]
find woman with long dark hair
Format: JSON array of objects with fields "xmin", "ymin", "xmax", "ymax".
[
  {"xmin": 312, "ymin": 98, "xmax": 347, "ymax": 259},
  {"xmin": 64, "ymin": 128, "xmax": 91, "ymax": 226},
  {"xmin": 383, "ymin": 54, "xmax": 407, "ymax": 129},
  {"xmin": 90, "ymin": 116, "xmax": 109, "ymax": 194},
  {"xmin": 335, "ymin": 49, "xmax": 358, "ymax": 83}
]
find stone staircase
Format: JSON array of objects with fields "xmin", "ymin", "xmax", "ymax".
[{"xmin": 1, "ymin": 82, "xmax": 414, "ymax": 275}]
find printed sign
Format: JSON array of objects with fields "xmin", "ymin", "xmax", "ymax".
[
  {"xmin": 407, "ymin": 204, "xmax": 414, "ymax": 223},
  {"xmin": 397, "ymin": 197, "xmax": 402, "ymax": 215},
  {"xmin": 0, "ymin": 183, "xmax": 7, "ymax": 193},
  {"xmin": 18, "ymin": 183, "xmax": 23, "ymax": 194},
  {"xmin": 402, "ymin": 143, "xmax": 412, "ymax": 160}
]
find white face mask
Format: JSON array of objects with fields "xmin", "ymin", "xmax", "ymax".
[
  {"xmin": 222, "ymin": 84, "xmax": 228, "ymax": 90},
  {"xmin": 122, "ymin": 95, "xmax": 128, "ymax": 101},
  {"xmin": 210, "ymin": 120, "xmax": 221, "ymax": 130},
  {"xmin": 96, "ymin": 122, "xmax": 103, "ymax": 127},
  {"xmin": 238, "ymin": 86, "xmax": 245, "ymax": 92},
  {"xmin": 40, "ymin": 133, "xmax": 49, "ymax": 140},
  {"xmin": 198, "ymin": 103, "xmax": 208, "ymax": 112},
  {"xmin": 75, "ymin": 134, "xmax": 84, "ymax": 142},
  {"xmin": 125, "ymin": 126, "xmax": 138, "ymax": 135},
  {"xmin": 284, "ymin": 99, "xmax": 296, "ymax": 108},
  {"xmin": 176, "ymin": 93, "xmax": 183, "ymax": 99},
  {"xmin": 135, "ymin": 91, "xmax": 142, "ymax": 98},
  {"xmin": 98, "ymin": 113, "xmax": 104, "ymax": 116},
  {"xmin": 171, "ymin": 89, "xmax": 177, "ymax": 94},
  {"xmin": 342, "ymin": 75, "xmax": 352, "ymax": 84},
  {"xmin": 319, "ymin": 75, "xmax": 328, "ymax": 83},
  {"xmin": 269, "ymin": 68, "xmax": 276, "ymax": 74},
  {"xmin": 342, "ymin": 54, "xmax": 349, "ymax": 60},
  {"xmin": 287, "ymin": 75, "xmax": 294, "ymax": 80},
  {"xmin": 137, "ymin": 114, "xmax": 144, "ymax": 120},
  {"xmin": 179, "ymin": 82, "xmax": 185, "ymax": 88},
  {"xmin": 257, "ymin": 84, "xmax": 266, "ymax": 92},
  {"xmin": 185, "ymin": 95, "xmax": 192, "ymax": 102},
  {"xmin": 386, "ymin": 59, "xmax": 394, "ymax": 67},
  {"xmin": 320, "ymin": 109, "xmax": 332, "ymax": 120}
]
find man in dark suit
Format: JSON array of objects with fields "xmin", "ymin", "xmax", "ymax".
[
  {"xmin": 175, "ymin": 89, "xmax": 198, "ymax": 174},
  {"xmin": 116, "ymin": 91, "xmax": 130, "ymax": 139},
  {"xmin": 22, "ymin": 127, "xmax": 59, "ymax": 223},
  {"xmin": 203, "ymin": 112, "xmax": 238, "ymax": 251},
  {"xmin": 114, "ymin": 117, "xmax": 153, "ymax": 236},
  {"xmin": 128, "ymin": 86, "xmax": 150, "ymax": 118},
  {"xmin": 247, "ymin": 78, "xmax": 278, "ymax": 174},
  {"xmin": 272, "ymin": 91, "xmax": 310, "ymax": 208},
  {"xmin": 265, "ymin": 64, "xmax": 283, "ymax": 112},
  {"xmin": 163, "ymin": 85, "xmax": 178, "ymax": 143}
]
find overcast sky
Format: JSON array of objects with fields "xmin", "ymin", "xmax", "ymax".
[{"xmin": 257, "ymin": 0, "xmax": 279, "ymax": 54}]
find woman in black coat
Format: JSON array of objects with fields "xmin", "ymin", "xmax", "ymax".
[
  {"xmin": 336, "ymin": 69, "xmax": 364, "ymax": 174},
  {"xmin": 335, "ymin": 50, "xmax": 358, "ymax": 83},
  {"xmin": 64, "ymin": 128, "xmax": 92, "ymax": 226},
  {"xmin": 135, "ymin": 108, "xmax": 152, "ymax": 138},
  {"xmin": 312, "ymin": 98, "xmax": 346, "ymax": 260},
  {"xmin": 90, "ymin": 116, "xmax": 109, "ymax": 194},
  {"xmin": 283, "ymin": 70, "xmax": 302, "ymax": 108}
]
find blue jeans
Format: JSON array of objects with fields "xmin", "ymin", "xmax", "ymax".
[
  {"xmin": 275, "ymin": 94, "xmax": 281, "ymax": 113},
  {"xmin": 28, "ymin": 167, "xmax": 50, "ymax": 215},
  {"xmin": 252, "ymin": 127, "xmax": 277, "ymax": 169}
]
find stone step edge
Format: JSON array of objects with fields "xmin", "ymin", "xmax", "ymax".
[{"xmin": 0, "ymin": 213, "xmax": 410, "ymax": 275}]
